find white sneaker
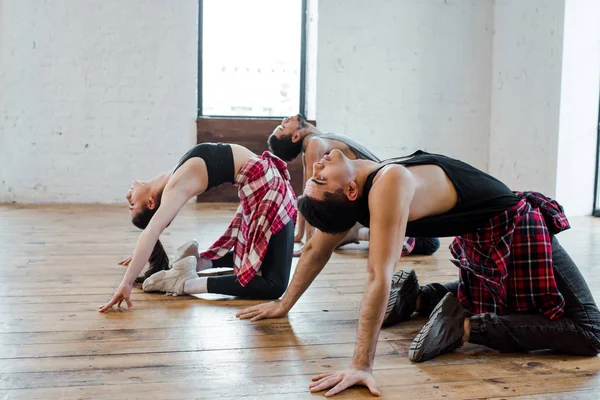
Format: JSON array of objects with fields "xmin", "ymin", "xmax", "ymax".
[
  {"xmin": 142, "ymin": 256, "xmax": 198, "ymax": 296},
  {"xmin": 173, "ymin": 240, "xmax": 199, "ymax": 264}
]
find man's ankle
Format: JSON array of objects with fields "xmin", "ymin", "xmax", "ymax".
[{"xmin": 462, "ymin": 318, "xmax": 470, "ymax": 343}]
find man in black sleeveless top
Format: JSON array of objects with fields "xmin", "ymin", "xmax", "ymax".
[
  {"xmin": 267, "ymin": 113, "xmax": 440, "ymax": 257},
  {"xmin": 237, "ymin": 149, "xmax": 600, "ymax": 397}
]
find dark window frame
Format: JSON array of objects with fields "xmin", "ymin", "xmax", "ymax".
[
  {"xmin": 593, "ymin": 91, "xmax": 600, "ymax": 216},
  {"xmin": 197, "ymin": 0, "xmax": 308, "ymax": 119}
]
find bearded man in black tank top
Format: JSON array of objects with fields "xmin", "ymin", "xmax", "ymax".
[
  {"xmin": 267, "ymin": 113, "xmax": 440, "ymax": 257},
  {"xmin": 237, "ymin": 149, "xmax": 600, "ymax": 398}
]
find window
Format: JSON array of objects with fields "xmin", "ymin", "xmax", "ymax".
[{"xmin": 199, "ymin": 0, "xmax": 307, "ymax": 118}]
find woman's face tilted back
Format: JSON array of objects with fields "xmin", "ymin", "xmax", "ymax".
[{"xmin": 125, "ymin": 180, "xmax": 153, "ymax": 220}]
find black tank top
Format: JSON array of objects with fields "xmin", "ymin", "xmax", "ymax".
[
  {"xmin": 173, "ymin": 143, "xmax": 235, "ymax": 190},
  {"xmin": 305, "ymin": 133, "xmax": 381, "ymax": 162},
  {"xmin": 356, "ymin": 151, "xmax": 519, "ymax": 237}
]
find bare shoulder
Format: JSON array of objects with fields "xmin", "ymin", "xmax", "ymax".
[
  {"xmin": 368, "ymin": 165, "xmax": 415, "ymax": 212},
  {"xmin": 372, "ymin": 164, "xmax": 413, "ymax": 189},
  {"xmin": 304, "ymin": 137, "xmax": 328, "ymax": 161},
  {"xmin": 167, "ymin": 158, "xmax": 207, "ymax": 195}
]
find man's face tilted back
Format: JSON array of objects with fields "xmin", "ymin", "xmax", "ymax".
[{"xmin": 267, "ymin": 114, "xmax": 310, "ymax": 161}]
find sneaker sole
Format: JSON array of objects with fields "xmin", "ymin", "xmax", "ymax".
[
  {"xmin": 391, "ymin": 269, "xmax": 415, "ymax": 289},
  {"xmin": 384, "ymin": 269, "xmax": 415, "ymax": 320},
  {"xmin": 408, "ymin": 292, "xmax": 454, "ymax": 362},
  {"xmin": 382, "ymin": 270, "xmax": 418, "ymax": 327}
]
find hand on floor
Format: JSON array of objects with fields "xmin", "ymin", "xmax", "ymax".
[
  {"xmin": 310, "ymin": 368, "xmax": 380, "ymax": 397},
  {"xmin": 99, "ymin": 282, "xmax": 133, "ymax": 312},
  {"xmin": 236, "ymin": 301, "xmax": 288, "ymax": 321},
  {"xmin": 118, "ymin": 255, "xmax": 133, "ymax": 266}
]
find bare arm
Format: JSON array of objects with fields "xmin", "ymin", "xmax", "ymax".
[
  {"xmin": 352, "ymin": 169, "xmax": 414, "ymax": 370},
  {"xmin": 310, "ymin": 167, "xmax": 415, "ymax": 397},
  {"xmin": 120, "ymin": 188, "xmax": 189, "ymax": 285},
  {"xmin": 237, "ymin": 229, "xmax": 347, "ymax": 320},
  {"xmin": 99, "ymin": 175, "xmax": 198, "ymax": 312},
  {"xmin": 294, "ymin": 155, "xmax": 307, "ymax": 242}
]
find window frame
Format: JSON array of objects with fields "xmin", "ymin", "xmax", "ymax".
[
  {"xmin": 197, "ymin": 0, "xmax": 308, "ymax": 119},
  {"xmin": 593, "ymin": 91, "xmax": 600, "ymax": 216}
]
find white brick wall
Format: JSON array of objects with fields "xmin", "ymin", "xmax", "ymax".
[
  {"xmin": 2, "ymin": 0, "xmax": 598, "ymax": 214},
  {"xmin": 0, "ymin": 0, "xmax": 198, "ymax": 203},
  {"xmin": 488, "ymin": 0, "xmax": 565, "ymax": 197},
  {"xmin": 316, "ymin": 0, "xmax": 494, "ymax": 171},
  {"xmin": 316, "ymin": 0, "xmax": 599, "ymax": 216}
]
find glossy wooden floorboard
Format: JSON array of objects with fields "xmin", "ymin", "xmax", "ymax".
[{"xmin": 1, "ymin": 204, "xmax": 599, "ymax": 399}]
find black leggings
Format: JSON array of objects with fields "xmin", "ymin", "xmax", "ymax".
[
  {"xmin": 206, "ymin": 221, "xmax": 294, "ymax": 299},
  {"xmin": 417, "ymin": 237, "xmax": 600, "ymax": 356}
]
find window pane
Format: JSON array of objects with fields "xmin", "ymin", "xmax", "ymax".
[{"xmin": 202, "ymin": 0, "xmax": 302, "ymax": 117}]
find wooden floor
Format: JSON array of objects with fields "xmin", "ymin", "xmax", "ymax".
[{"xmin": 1, "ymin": 204, "xmax": 600, "ymax": 399}]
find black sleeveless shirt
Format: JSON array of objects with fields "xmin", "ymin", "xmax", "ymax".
[
  {"xmin": 356, "ymin": 151, "xmax": 519, "ymax": 238},
  {"xmin": 174, "ymin": 143, "xmax": 235, "ymax": 190}
]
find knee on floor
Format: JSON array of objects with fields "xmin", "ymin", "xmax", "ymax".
[
  {"xmin": 572, "ymin": 329, "xmax": 600, "ymax": 356},
  {"xmin": 412, "ymin": 237, "xmax": 441, "ymax": 255}
]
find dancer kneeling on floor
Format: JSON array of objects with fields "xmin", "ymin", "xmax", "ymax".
[
  {"xmin": 237, "ymin": 149, "xmax": 600, "ymax": 397},
  {"xmin": 99, "ymin": 143, "xmax": 296, "ymax": 312}
]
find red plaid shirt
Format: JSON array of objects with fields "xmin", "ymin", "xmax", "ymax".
[
  {"xmin": 403, "ymin": 237, "xmax": 415, "ymax": 255},
  {"xmin": 450, "ymin": 192, "xmax": 569, "ymax": 320},
  {"xmin": 200, "ymin": 152, "xmax": 297, "ymax": 286}
]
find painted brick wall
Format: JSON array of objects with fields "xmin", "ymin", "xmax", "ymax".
[
  {"xmin": 489, "ymin": 0, "xmax": 565, "ymax": 197},
  {"xmin": 0, "ymin": 0, "xmax": 198, "ymax": 203},
  {"xmin": 315, "ymin": 0, "xmax": 494, "ymax": 171}
]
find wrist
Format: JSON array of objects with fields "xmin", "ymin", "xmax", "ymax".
[
  {"xmin": 121, "ymin": 279, "xmax": 134, "ymax": 288},
  {"xmin": 351, "ymin": 361, "xmax": 373, "ymax": 372},
  {"xmin": 278, "ymin": 297, "xmax": 293, "ymax": 313}
]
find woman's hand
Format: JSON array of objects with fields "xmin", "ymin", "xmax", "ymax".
[
  {"xmin": 118, "ymin": 255, "xmax": 133, "ymax": 266},
  {"xmin": 99, "ymin": 282, "xmax": 133, "ymax": 312}
]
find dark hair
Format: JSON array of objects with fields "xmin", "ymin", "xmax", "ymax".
[
  {"xmin": 297, "ymin": 189, "xmax": 359, "ymax": 234},
  {"xmin": 131, "ymin": 197, "xmax": 169, "ymax": 282},
  {"xmin": 267, "ymin": 133, "xmax": 304, "ymax": 162}
]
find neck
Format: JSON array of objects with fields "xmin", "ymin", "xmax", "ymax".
[
  {"xmin": 303, "ymin": 123, "xmax": 321, "ymax": 136},
  {"xmin": 353, "ymin": 159, "xmax": 381, "ymax": 197},
  {"xmin": 149, "ymin": 172, "xmax": 171, "ymax": 195},
  {"xmin": 301, "ymin": 124, "xmax": 323, "ymax": 147}
]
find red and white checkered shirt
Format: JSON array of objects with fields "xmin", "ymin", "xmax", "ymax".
[
  {"xmin": 450, "ymin": 191, "xmax": 569, "ymax": 320},
  {"xmin": 200, "ymin": 152, "xmax": 297, "ymax": 286},
  {"xmin": 403, "ymin": 237, "xmax": 415, "ymax": 255}
]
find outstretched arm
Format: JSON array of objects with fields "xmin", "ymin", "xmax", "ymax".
[
  {"xmin": 310, "ymin": 166, "xmax": 415, "ymax": 397},
  {"xmin": 294, "ymin": 155, "xmax": 307, "ymax": 242},
  {"xmin": 99, "ymin": 183, "xmax": 193, "ymax": 312},
  {"xmin": 237, "ymin": 229, "xmax": 347, "ymax": 320}
]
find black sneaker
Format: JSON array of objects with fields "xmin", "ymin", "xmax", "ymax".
[
  {"xmin": 382, "ymin": 269, "xmax": 420, "ymax": 327},
  {"xmin": 409, "ymin": 293, "xmax": 465, "ymax": 362}
]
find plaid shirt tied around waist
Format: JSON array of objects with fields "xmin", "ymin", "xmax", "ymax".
[
  {"xmin": 402, "ymin": 237, "xmax": 416, "ymax": 255},
  {"xmin": 200, "ymin": 152, "xmax": 297, "ymax": 286},
  {"xmin": 450, "ymin": 191, "xmax": 570, "ymax": 320}
]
